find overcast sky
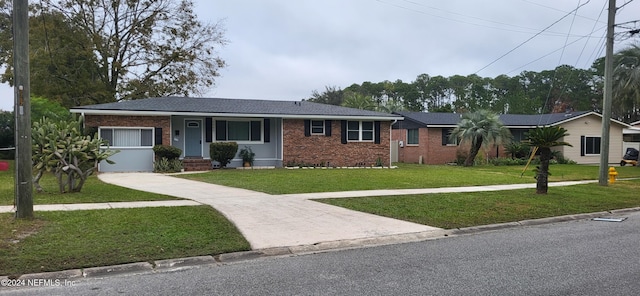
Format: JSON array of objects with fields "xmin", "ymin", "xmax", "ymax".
[{"xmin": 1, "ymin": 0, "xmax": 639, "ymax": 111}]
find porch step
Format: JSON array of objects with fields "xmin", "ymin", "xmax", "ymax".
[{"xmin": 182, "ymin": 158, "xmax": 212, "ymax": 171}]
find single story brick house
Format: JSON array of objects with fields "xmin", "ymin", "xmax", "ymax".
[
  {"xmin": 392, "ymin": 111, "xmax": 628, "ymax": 165},
  {"xmin": 70, "ymin": 97, "xmax": 402, "ymax": 172}
]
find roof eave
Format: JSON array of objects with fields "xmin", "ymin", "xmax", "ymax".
[{"xmin": 70, "ymin": 109, "xmax": 402, "ymax": 121}]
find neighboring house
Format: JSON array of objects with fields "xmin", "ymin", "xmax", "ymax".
[
  {"xmin": 623, "ymin": 120, "xmax": 640, "ymax": 151},
  {"xmin": 70, "ymin": 97, "xmax": 401, "ymax": 172},
  {"xmin": 392, "ymin": 111, "xmax": 628, "ymax": 165}
]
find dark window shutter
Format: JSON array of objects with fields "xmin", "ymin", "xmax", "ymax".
[
  {"xmin": 341, "ymin": 120, "xmax": 347, "ymax": 144},
  {"xmin": 216, "ymin": 120, "xmax": 227, "ymax": 141},
  {"xmin": 374, "ymin": 121, "xmax": 381, "ymax": 144},
  {"xmin": 205, "ymin": 118, "xmax": 212, "ymax": 142},
  {"xmin": 442, "ymin": 129, "xmax": 448, "ymax": 146},
  {"xmin": 325, "ymin": 120, "xmax": 332, "ymax": 136},
  {"xmin": 154, "ymin": 127, "xmax": 163, "ymax": 145},
  {"xmin": 304, "ymin": 120, "xmax": 311, "ymax": 137},
  {"xmin": 580, "ymin": 136, "xmax": 585, "ymax": 156},
  {"xmin": 251, "ymin": 121, "xmax": 261, "ymax": 141},
  {"xmin": 264, "ymin": 118, "xmax": 271, "ymax": 143}
]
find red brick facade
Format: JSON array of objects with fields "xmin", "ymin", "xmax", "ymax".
[
  {"xmin": 393, "ymin": 127, "xmax": 508, "ymax": 164},
  {"xmin": 84, "ymin": 115, "xmax": 171, "ymax": 146},
  {"xmin": 283, "ymin": 119, "xmax": 391, "ymax": 167},
  {"xmin": 392, "ymin": 127, "xmax": 458, "ymax": 164}
]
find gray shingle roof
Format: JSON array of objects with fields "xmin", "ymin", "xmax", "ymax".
[
  {"xmin": 499, "ymin": 112, "xmax": 591, "ymax": 126},
  {"xmin": 395, "ymin": 111, "xmax": 462, "ymax": 126},
  {"xmin": 71, "ymin": 97, "xmax": 401, "ymax": 119},
  {"xmin": 395, "ymin": 111, "xmax": 592, "ymax": 127}
]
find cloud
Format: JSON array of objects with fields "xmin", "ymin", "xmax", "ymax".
[{"xmin": 1, "ymin": 0, "xmax": 638, "ymax": 111}]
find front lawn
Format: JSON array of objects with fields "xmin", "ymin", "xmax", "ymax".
[
  {"xmin": 0, "ymin": 206, "xmax": 250, "ymax": 276},
  {"xmin": 179, "ymin": 163, "xmax": 640, "ymax": 194},
  {"xmin": 318, "ymin": 179, "xmax": 640, "ymax": 229},
  {"xmin": 0, "ymin": 161, "xmax": 180, "ymax": 205}
]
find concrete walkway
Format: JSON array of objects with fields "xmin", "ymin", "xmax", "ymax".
[{"xmin": 97, "ymin": 173, "xmax": 441, "ymax": 249}]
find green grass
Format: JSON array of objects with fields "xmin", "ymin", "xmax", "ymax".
[
  {"xmin": 0, "ymin": 206, "xmax": 250, "ymax": 276},
  {"xmin": 2, "ymin": 159, "xmax": 639, "ymax": 276},
  {"xmin": 179, "ymin": 163, "xmax": 640, "ymax": 194},
  {"xmin": 0, "ymin": 160, "xmax": 180, "ymax": 205},
  {"xmin": 318, "ymin": 179, "xmax": 640, "ymax": 229}
]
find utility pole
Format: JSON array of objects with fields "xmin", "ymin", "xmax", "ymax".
[
  {"xmin": 13, "ymin": 0, "xmax": 33, "ymax": 218},
  {"xmin": 598, "ymin": 0, "xmax": 615, "ymax": 186}
]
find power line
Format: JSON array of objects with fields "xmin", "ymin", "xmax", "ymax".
[
  {"xmin": 474, "ymin": 1, "xmax": 591, "ymax": 75},
  {"xmin": 519, "ymin": 0, "xmax": 604, "ymax": 23},
  {"xmin": 374, "ymin": 0, "xmax": 587, "ymax": 37},
  {"xmin": 505, "ymin": 31, "xmax": 604, "ymax": 75},
  {"xmin": 539, "ymin": 0, "xmax": 584, "ymax": 119}
]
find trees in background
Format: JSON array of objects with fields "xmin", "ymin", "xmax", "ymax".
[
  {"xmin": 0, "ymin": 0, "xmax": 227, "ymax": 107},
  {"xmin": 307, "ymin": 63, "xmax": 616, "ymax": 119},
  {"xmin": 611, "ymin": 45, "xmax": 640, "ymax": 123}
]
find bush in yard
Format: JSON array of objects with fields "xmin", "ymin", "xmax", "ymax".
[
  {"xmin": 551, "ymin": 151, "xmax": 577, "ymax": 164},
  {"xmin": 154, "ymin": 157, "xmax": 183, "ymax": 173},
  {"xmin": 32, "ymin": 116, "xmax": 118, "ymax": 193},
  {"xmin": 210, "ymin": 142, "xmax": 238, "ymax": 168},
  {"xmin": 153, "ymin": 145, "xmax": 183, "ymax": 173},
  {"xmin": 504, "ymin": 142, "xmax": 530, "ymax": 159},
  {"xmin": 153, "ymin": 145, "xmax": 182, "ymax": 160}
]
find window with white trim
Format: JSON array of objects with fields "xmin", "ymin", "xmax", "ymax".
[
  {"xmin": 407, "ymin": 129, "xmax": 419, "ymax": 145},
  {"xmin": 311, "ymin": 120, "xmax": 325, "ymax": 135},
  {"xmin": 442, "ymin": 128, "xmax": 458, "ymax": 146},
  {"xmin": 99, "ymin": 128, "xmax": 153, "ymax": 147},
  {"xmin": 583, "ymin": 136, "xmax": 601, "ymax": 155},
  {"xmin": 347, "ymin": 121, "xmax": 374, "ymax": 142}
]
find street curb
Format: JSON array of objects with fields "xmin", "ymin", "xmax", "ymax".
[
  {"xmin": 154, "ymin": 256, "xmax": 217, "ymax": 270},
  {"xmin": 518, "ymin": 211, "xmax": 610, "ymax": 226},
  {"xmin": 4, "ymin": 207, "xmax": 639, "ymax": 284},
  {"xmin": 453, "ymin": 208, "xmax": 640, "ymax": 235},
  {"xmin": 610, "ymin": 206, "xmax": 640, "ymax": 214},
  {"xmin": 83, "ymin": 262, "xmax": 154, "ymax": 278},
  {"xmin": 288, "ymin": 229, "xmax": 452, "ymax": 254}
]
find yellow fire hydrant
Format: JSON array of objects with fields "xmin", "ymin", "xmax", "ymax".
[{"xmin": 608, "ymin": 167, "xmax": 618, "ymax": 184}]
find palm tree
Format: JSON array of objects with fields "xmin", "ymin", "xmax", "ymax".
[
  {"xmin": 341, "ymin": 91, "xmax": 376, "ymax": 111},
  {"xmin": 525, "ymin": 126, "xmax": 572, "ymax": 194},
  {"xmin": 450, "ymin": 110, "xmax": 511, "ymax": 167},
  {"xmin": 612, "ymin": 45, "xmax": 640, "ymax": 121}
]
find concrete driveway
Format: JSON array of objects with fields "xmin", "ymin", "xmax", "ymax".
[{"xmin": 98, "ymin": 173, "xmax": 441, "ymax": 249}]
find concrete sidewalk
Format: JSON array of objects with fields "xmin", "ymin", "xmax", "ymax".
[
  {"xmin": 0, "ymin": 200, "xmax": 201, "ymax": 214},
  {"xmin": 280, "ymin": 180, "xmax": 598, "ymax": 200}
]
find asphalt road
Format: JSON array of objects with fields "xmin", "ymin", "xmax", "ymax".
[{"xmin": 2, "ymin": 211, "xmax": 639, "ymax": 296}]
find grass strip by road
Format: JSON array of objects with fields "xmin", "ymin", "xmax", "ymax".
[
  {"xmin": 318, "ymin": 180, "xmax": 640, "ymax": 229},
  {"xmin": 179, "ymin": 163, "xmax": 640, "ymax": 194},
  {"xmin": 0, "ymin": 206, "xmax": 251, "ymax": 276},
  {"xmin": 0, "ymin": 161, "xmax": 180, "ymax": 205}
]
